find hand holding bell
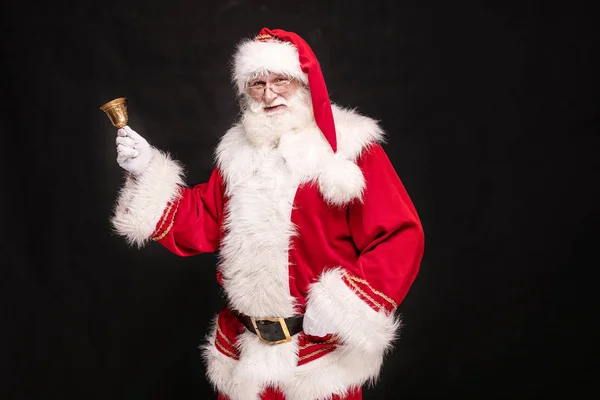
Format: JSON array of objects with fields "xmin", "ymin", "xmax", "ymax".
[{"xmin": 100, "ymin": 97, "xmax": 154, "ymax": 175}]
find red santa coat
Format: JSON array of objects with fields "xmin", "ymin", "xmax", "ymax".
[{"xmin": 111, "ymin": 104, "xmax": 424, "ymax": 400}]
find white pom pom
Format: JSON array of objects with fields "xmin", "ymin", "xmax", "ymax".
[{"xmin": 318, "ymin": 155, "xmax": 365, "ymax": 206}]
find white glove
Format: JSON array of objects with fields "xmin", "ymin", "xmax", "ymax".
[
  {"xmin": 115, "ymin": 125, "xmax": 154, "ymax": 175},
  {"xmin": 303, "ymin": 306, "xmax": 335, "ymax": 337}
]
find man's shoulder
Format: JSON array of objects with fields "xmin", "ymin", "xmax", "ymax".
[{"xmin": 331, "ymin": 104, "xmax": 386, "ymax": 161}]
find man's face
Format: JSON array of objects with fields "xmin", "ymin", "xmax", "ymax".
[
  {"xmin": 240, "ymin": 72, "xmax": 313, "ymax": 145},
  {"xmin": 245, "ymin": 73, "xmax": 301, "ymax": 113}
]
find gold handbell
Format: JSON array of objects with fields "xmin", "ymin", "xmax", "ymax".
[{"xmin": 100, "ymin": 97, "xmax": 128, "ymax": 128}]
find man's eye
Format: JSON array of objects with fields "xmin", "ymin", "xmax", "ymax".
[{"xmin": 252, "ymin": 81, "xmax": 266, "ymax": 86}]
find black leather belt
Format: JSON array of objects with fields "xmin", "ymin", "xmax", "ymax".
[{"xmin": 232, "ymin": 309, "xmax": 304, "ymax": 344}]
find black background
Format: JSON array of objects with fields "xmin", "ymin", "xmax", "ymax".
[{"xmin": 1, "ymin": 0, "xmax": 597, "ymax": 399}]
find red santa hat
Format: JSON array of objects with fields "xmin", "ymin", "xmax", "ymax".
[{"xmin": 232, "ymin": 27, "xmax": 337, "ymax": 153}]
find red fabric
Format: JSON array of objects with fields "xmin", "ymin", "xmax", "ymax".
[
  {"xmin": 287, "ymin": 143, "xmax": 424, "ymax": 313},
  {"xmin": 156, "ymin": 142, "xmax": 424, "ymax": 345},
  {"xmin": 258, "ymin": 27, "xmax": 337, "ymax": 153},
  {"xmin": 296, "ymin": 331, "xmax": 338, "ymax": 366},
  {"xmin": 347, "ymin": 144, "xmax": 425, "ymax": 310},
  {"xmin": 218, "ymin": 386, "xmax": 362, "ymax": 400},
  {"xmin": 152, "ymin": 143, "xmax": 424, "ymax": 391},
  {"xmin": 154, "ymin": 168, "xmax": 226, "ymax": 256},
  {"xmin": 149, "ymin": 197, "xmax": 180, "ymax": 241},
  {"xmin": 213, "ymin": 307, "xmax": 244, "ymax": 360}
]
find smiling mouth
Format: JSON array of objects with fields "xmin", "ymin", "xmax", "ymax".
[{"xmin": 264, "ymin": 104, "xmax": 286, "ymax": 112}]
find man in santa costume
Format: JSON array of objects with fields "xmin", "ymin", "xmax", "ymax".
[{"xmin": 111, "ymin": 28, "xmax": 424, "ymax": 400}]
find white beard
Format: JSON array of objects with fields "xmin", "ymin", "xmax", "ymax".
[{"xmin": 240, "ymin": 86, "xmax": 314, "ymax": 148}]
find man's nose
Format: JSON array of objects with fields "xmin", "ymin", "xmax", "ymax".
[{"xmin": 263, "ymin": 87, "xmax": 277, "ymax": 103}]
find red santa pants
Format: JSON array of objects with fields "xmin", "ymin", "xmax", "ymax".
[{"xmin": 218, "ymin": 386, "xmax": 362, "ymax": 399}]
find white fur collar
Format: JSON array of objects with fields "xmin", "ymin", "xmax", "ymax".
[{"xmin": 215, "ymin": 104, "xmax": 385, "ymax": 206}]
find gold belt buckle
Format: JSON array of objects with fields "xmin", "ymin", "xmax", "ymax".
[{"xmin": 250, "ymin": 317, "xmax": 292, "ymax": 344}]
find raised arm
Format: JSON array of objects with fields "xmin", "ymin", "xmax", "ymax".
[{"xmin": 110, "ymin": 126, "xmax": 225, "ymax": 255}]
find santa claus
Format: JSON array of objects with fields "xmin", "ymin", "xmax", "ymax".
[{"xmin": 111, "ymin": 28, "xmax": 424, "ymax": 400}]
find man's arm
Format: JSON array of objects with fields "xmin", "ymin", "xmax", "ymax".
[
  {"xmin": 149, "ymin": 168, "xmax": 225, "ymax": 256},
  {"xmin": 305, "ymin": 143, "xmax": 424, "ymax": 355},
  {"xmin": 111, "ymin": 126, "xmax": 224, "ymax": 255}
]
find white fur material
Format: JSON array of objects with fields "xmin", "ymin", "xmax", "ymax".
[
  {"xmin": 203, "ymin": 105, "xmax": 390, "ymax": 399},
  {"xmin": 110, "ymin": 148, "xmax": 184, "ymax": 247},
  {"xmin": 216, "ymin": 125, "xmax": 301, "ymax": 318},
  {"xmin": 318, "ymin": 154, "xmax": 365, "ymax": 206},
  {"xmin": 281, "ymin": 267, "xmax": 400, "ymax": 400},
  {"xmin": 330, "ymin": 106, "xmax": 386, "ymax": 161},
  {"xmin": 305, "ymin": 268, "xmax": 400, "ymax": 356},
  {"xmin": 283, "ymin": 343, "xmax": 385, "ymax": 400},
  {"xmin": 200, "ymin": 317, "xmax": 238, "ymax": 395},
  {"xmin": 203, "ymin": 299, "xmax": 396, "ymax": 400},
  {"xmin": 232, "ymin": 38, "xmax": 309, "ymax": 95},
  {"xmin": 202, "ymin": 325, "xmax": 302, "ymax": 400}
]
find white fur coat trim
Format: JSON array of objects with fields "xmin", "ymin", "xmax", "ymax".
[
  {"xmin": 216, "ymin": 104, "xmax": 385, "ymax": 207},
  {"xmin": 202, "ymin": 327, "xmax": 383, "ymax": 400},
  {"xmin": 284, "ymin": 267, "xmax": 400, "ymax": 399},
  {"xmin": 110, "ymin": 148, "xmax": 184, "ymax": 247},
  {"xmin": 202, "ymin": 269, "xmax": 399, "ymax": 400},
  {"xmin": 306, "ymin": 268, "xmax": 400, "ymax": 356},
  {"xmin": 200, "ymin": 317, "xmax": 239, "ymax": 395},
  {"xmin": 216, "ymin": 136, "xmax": 301, "ymax": 317}
]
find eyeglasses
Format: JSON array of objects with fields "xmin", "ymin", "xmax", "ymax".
[{"xmin": 246, "ymin": 77, "xmax": 295, "ymax": 97}]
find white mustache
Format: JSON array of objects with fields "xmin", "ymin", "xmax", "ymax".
[{"xmin": 247, "ymin": 99, "xmax": 288, "ymax": 113}]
